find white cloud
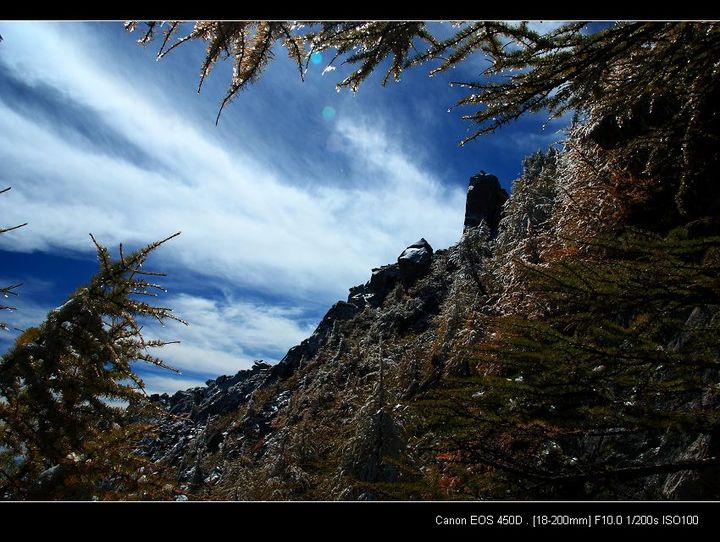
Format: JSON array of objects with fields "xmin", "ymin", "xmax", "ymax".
[
  {"xmin": 0, "ymin": 22, "xmax": 466, "ymax": 307},
  {"xmin": 141, "ymin": 374, "xmax": 208, "ymax": 396},
  {"xmin": 3, "ymin": 301, "xmax": 48, "ymax": 332},
  {"xmin": 0, "ymin": 289, "xmax": 315, "ymax": 391},
  {"xmin": 146, "ymin": 293, "xmax": 316, "ymax": 377},
  {"xmin": 0, "ymin": 284, "xmax": 53, "ymax": 347}
]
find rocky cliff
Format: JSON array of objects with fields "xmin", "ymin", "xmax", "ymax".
[
  {"xmin": 140, "ymin": 172, "xmax": 719, "ymax": 501},
  {"xmin": 138, "ymin": 173, "xmax": 503, "ymax": 499}
]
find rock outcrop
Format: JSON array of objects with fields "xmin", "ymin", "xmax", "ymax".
[
  {"xmin": 463, "ymin": 172, "xmax": 508, "ymax": 235},
  {"xmin": 348, "ymin": 264, "xmax": 399, "ymax": 309},
  {"xmin": 347, "ymin": 238, "xmax": 434, "ymax": 308},
  {"xmin": 397, "ymin": 238, "xmax": 433, "ymax": 284}
]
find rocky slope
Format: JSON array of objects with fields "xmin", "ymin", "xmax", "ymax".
[
  {"xmin": 139, "ymin": 173, "xmax": 502, "ymax": 499},
  {"xmin": 141, "ymin": 172, "xmax": 719, "ymax": 500}
]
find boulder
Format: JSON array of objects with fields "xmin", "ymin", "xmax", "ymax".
[{"xmin": 397, "ymin": 238, "xmax": 433, "ymax": 283}]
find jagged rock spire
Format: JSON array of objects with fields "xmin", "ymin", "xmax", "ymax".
[{"xmin": 463, "ymin": 172, "xmax": 509, "ymax": 235}]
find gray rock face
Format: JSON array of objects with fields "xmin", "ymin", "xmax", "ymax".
[
  {"xmin": 140, "ymin": 360, "xmax": 275, "ymax": 478},
  {"xmin": 270, "ymin": 300, "xmax": 359, "ymax": 380},
  {"xmin": 463, "ymin": 172, "xmax": 509, "ymax": 235},
  {"xmin": 150, "ymin": 360, "xmax": 273, "ymax": 425},
  {"xmin": 347, "ymin": 263, "xmax": 401, "ymax": 309},
  {"xmin": 369, "ymin": 264, "xmax": 401, "ymax": 295},
  {"xmin": 397, "ymin": 238, "xmax": 433, "ymax": 283}
]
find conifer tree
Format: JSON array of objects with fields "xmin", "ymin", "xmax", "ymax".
[
  {"xmin": 484, "ymin": 230, "xmax": 720, "ymax": 497},
  {"xmin": 343, "ymin": 340, "xmax": 405, "ymax": 490},
  {"xmin": 492, "ymin": 150, "xmax": 558, "ymax": 312},
  {"xmin": 420, "ymin": 229, "xmax": 720, "ymax": 499},
  {"xmin": 0, "ymin": 233, "xmax": 185, "ymax": 499}
]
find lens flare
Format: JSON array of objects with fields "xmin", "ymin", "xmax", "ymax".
[{"xmin": 322, "ymin": 106, "xmax": 336, "ymax": 121}]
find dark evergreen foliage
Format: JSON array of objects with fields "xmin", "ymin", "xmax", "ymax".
[
  {"xmin": 0, "ymin": 233, "xmax": 185, "ymax": 499},
  {"xmin": 471, "ymin": 232, "xmax": 720, "ymax": 497}
]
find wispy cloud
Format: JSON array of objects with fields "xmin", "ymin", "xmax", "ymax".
[
  {"xmin": 148, "ymin": 294, "xmax": 317, "ymax": 377},
  {"xmin": 141, "ymin": 374, "xmax": 208, "ymax": 396},
  {"xmin": 0, "ymin": 298, "xmax": 49, "ymax": 349},
  {"xmin": 0, "ymin": 23, "xmax": 465, "ymax": 305},
  {"xmin": 0, "ymin": 22, "xmax": 469, "ymax": 392},
  {"xmin": 0, "ymin": 286, "xmax": 316, "ymax": 389},
  {"xmin": 0, "ymin": 274, "xmax": 57, "ymax": 349}
]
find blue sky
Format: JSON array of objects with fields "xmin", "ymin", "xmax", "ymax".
[{"xmin": 0, "ymin": 22, "xmax": 567, "ymax": 394}]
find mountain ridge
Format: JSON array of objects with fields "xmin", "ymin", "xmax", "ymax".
[{"xmin": 140, "ymin": 169, "xmax": 719, "ymax": 501}]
